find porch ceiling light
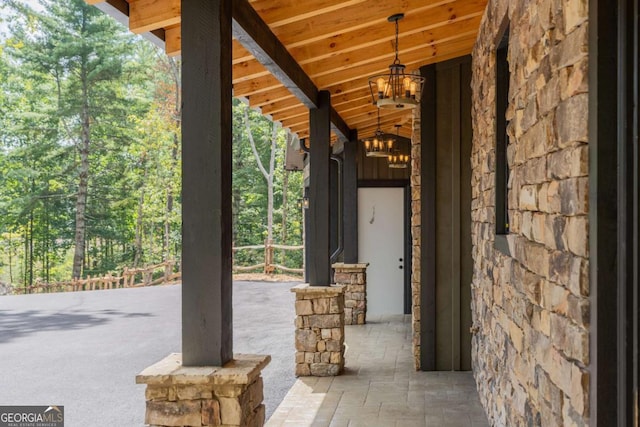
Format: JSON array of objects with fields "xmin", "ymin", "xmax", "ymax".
[
  {"xmin": 369, "ymin": 13, "xmax": 425, "ymax": 109},
  {"xmin": 362, "ymin": 109, "xmax": 394, "ymax": 157},
  {"xmin": 388, "ymin": 125, "xmax": 410, "ymax": 168}
]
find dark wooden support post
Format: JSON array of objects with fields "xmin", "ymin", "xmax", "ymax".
[
  {"xmin": 308, "ymin": 90, "xmax": 332, "ymax": 286},
  {"xmin": 181, "ymin": 0, "xmax": 233, "ymax": 366},
  {"xmin": 420, "ymin": 64, "xmax": 437, "ymax": 371},
  {"xmin": 343, "ymin": 130, "xmax": 358, "ymax": 264}
]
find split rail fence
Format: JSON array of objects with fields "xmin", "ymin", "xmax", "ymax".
[
  {"xmin": 11, "ymin": 260, "xmax": 181, "ymax": 294},
  {"xmin": 232, "ymin": 240, "xmax": 304, "ymax": 275},
  {"xmin": 9, "ymin": 241, "xmax": 303, "ymax": 295}
]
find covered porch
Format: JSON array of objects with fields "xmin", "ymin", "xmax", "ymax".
[{"xmin": 84, "ymin": 0, "xmax": 487, "ymax": 425}]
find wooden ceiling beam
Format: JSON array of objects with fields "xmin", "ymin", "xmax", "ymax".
[
  {"xmin": 129, "ymin": 0, "xmax": 181, "ymax": 34},
  {"xmin": 356, "ymin": 121, "xmax": 413, "ymax": 140},
  {"xmin": 334, "ymin": 96, "xmax": 375, "ymax": 116},
  {"xmin": 233, "ymin": 75, "xmax": 284, "ymax": 98},
  {"xmin": 231, "ymin": 0, "xmax": 316, "ymax": 107},
  {"xmin": 289, "ymin": 122, "xmax": 311, "ymax": 134},
  {"xmin": 331, "ymin": 87, "xmax": 372, "ymax": 107},
  {"xmin": 260, "ymin": 98, "xmax": 306, "ymax": 116},
  {"xmin": 269, "ymin": 109, "xmax": 309, "ymax": 127},
  {"xmin": 232, "ymin": 65, "xmax": 272, "ymax": 84},
  {"xmin": 271, "ymin": 105, "xmax": 309, "ymax": 123},
  {"xmin": 245, "ymin": 87, "xmax": 294, "ymax": 107},
  {"xmin": 85, "ymin": 0, "xmax": 167, "ymax": 47},
  {"xmin": 165, "ymin": 25, "xmax": 180, "ymax": 56},
  {"xmin": 231, "ymin": 0, "xmax": 351, "ymax": 141},
  {"xmin": 232, "ymin": 42, "xmax": 255, "ymax": 64},
  {"xmin": 346, "ymin": 109, "xmax": 408, "ymax": 128}
]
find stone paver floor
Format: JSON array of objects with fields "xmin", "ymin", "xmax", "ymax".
[{"xmin": 266, "ymin": 315, "xmax": 490, "ymax": 427}]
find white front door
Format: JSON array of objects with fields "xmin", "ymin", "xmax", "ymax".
[{"xmin": 358, "ymin": 187, "xmax": 405, "ymax": 316}]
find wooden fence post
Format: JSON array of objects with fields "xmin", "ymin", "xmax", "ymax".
[{"xmin": 264, "ymin": 240, "xmax": 274, "ymax": 274}]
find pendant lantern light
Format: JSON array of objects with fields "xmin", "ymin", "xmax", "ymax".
[
  {"xmin": 362, "ymin": 109, "xmax": 394, "ymax": 157},
  {"xmin": 369, "ymin": 13, "xmax": 425, "ymax": 109}
]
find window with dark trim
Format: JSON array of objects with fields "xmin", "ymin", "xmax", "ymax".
[{"xmin": 495, "ymin": 27, "xmax": 510, "ymax": 236}]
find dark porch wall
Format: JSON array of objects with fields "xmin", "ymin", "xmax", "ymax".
[
  {"xmin": 356, "ymin": 140, "xmax": 411, "ymax": 181},
  {"xmin": 410, "ymin": 57, "xmax": 473, "ymax": 372},
  {"xmin": 435, "ymin": 58, "xmax": 473, "ymax": 371},
  {"xmin": 470, "ymin": 1, "xmax": 589, "ymax": 426}
]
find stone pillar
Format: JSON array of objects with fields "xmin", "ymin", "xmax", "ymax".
[
  {"xmin": 291, "ymin": 284, "xmax": 345, "ymax": 376},
  {"xmin": 136, "ymin": 353, "xmax": 270, "ymax": 427},
  {"xmin": 332, "ymin": 263, "xmax": 369, "ymax": 325}
]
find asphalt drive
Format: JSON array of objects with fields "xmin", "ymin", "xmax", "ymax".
[{"xmin": 0, "ymin": 281, "xmax": 298, "ymax": 426}]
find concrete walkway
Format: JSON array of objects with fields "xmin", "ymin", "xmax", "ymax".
[{"xmin": 266, "ymin": 315, "xmax": 490, "ymax": 427}]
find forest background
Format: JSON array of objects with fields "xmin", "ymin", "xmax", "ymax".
[{"xmin": 0, "ymin": 0, "xmax": 305, "ymax": 288}]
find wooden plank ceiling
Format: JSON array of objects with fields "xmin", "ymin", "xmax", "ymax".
[{"xmin": 86, "ymin": 0, "xmax": 487, "ymax": 143}]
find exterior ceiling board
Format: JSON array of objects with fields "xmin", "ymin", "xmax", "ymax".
[{"xmin": 86, "ymin": 0, "xmax": 487, "ymax": 142}]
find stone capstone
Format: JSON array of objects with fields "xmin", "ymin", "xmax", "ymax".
[{"xmin": 136, "ymin": 353, "xmax": 270, "ymax": 427}]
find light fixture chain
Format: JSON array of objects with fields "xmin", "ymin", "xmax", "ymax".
[{"xmin": 394, "ymin": 18, "xmax": 400, "ymax": 64}]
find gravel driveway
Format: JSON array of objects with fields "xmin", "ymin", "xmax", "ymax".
[{"xmin": 0, "ymin": 281, "xmax": 298, "ymax": 426}]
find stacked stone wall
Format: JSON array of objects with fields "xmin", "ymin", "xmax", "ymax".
[
  {"xmin": 410, "ymin": 107, "xmax": 422, "ymax": 370},
  {"xmin": 470, "ymin": 0, "xmax": 589, "ymax": 426},
  {"xmin": 333, "ymin": 263, "xmax": 368, "ymax": 325},
  {"xmin": 292, "ymin": 284, "xmax": 345, "ymax": 376}
]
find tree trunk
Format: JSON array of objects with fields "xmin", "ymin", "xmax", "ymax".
[
  {"xmin": 163, "ymin": 57, "xmax": 181, "ymax": 261},
  {"xmin": 244, "ymin": 104, "xmax": 278, "ymax": 244},
  {"xmin": 8, "ymin": 231, "xmax": 13, "ymax": 284},
  {"xmin": 28, "ymin": 210, "xmax": 33, "ymax": 286},
  {"xmin": 281, "ymin": 169, "xmax": 289, "ymax": 264},
  {"xmin": 267, "ymin": 125, "xmax": 276, "ymax": 243},
  {"xmin": 134, "ymin": 163, "xmax": 146, "ymax": 267},
  {"xmin": 23, "ymin": 232, "xmax": 28, "ymax": 290},
  {"xmin": 72, "ymin": 76, "xmax": 90, "ymax": 279}
]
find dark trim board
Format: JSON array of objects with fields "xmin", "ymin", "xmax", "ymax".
[
  {"xmin": 357, "ymin": 179, "xmax": 409, "ymax": 188},
  {"xmin": 418, "ymin": 56, "xmax": 472, "ymax": 371},
  {"xmin": 589, "ymin": 0, "xmax": 640, "ymax": 423}
]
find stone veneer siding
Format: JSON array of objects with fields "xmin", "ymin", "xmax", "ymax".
[
  {"xmin": 333, "ymin": 263, "xmax": 368, "ymax": 325},
  {"xmin": 136, "ymin": 353, "xmax": 270, "ymax": 427},
  {"xmin": 292, "ymin": 284, "xmax": 345, "ymax": 376},
  {"xmin": 470, "ymin": 1, "xmax": 589, "ymax": 426},
  {"xmin": 410, "ymin": 107, "xmax": 422, "ymax": 370}
]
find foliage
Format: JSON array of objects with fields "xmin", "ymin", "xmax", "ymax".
[{"xmin": 0, "ymin": 1, "xmax": 304, "ymax": 285}]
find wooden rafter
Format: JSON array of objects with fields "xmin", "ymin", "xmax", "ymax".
[
  {"xmin": 85, "ymin": 0, "xmax": 487, "ymax": 142},
  {"xmin": 231, "ymin": 0, "xmax": 351, "ymax": 141}
]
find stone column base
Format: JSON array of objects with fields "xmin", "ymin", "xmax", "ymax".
[
  {"xmin": 136, "ymin": 353, "xmax": 270, "ymax": 427},
  {"xmin": 332, "ymin": 262, "xmax": 369, "ymax": 325},
  {"xmin": 291, "ymin": 284, "xmax": 345, "ymax": 376}
]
